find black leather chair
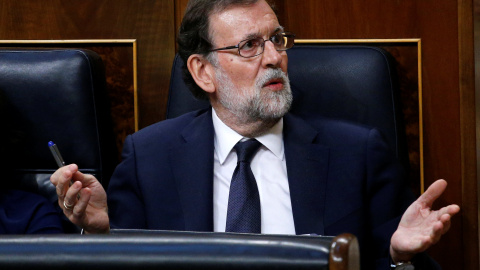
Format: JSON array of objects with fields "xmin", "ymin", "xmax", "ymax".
[
  {"xmin": 167, "ymin": 45, "xmax": 408, "ymax": 168},
  {"xmin": 0, "ymin": 231, "xmax": 359, "ymax": 270},
  {"xmin": 0, "ymin": 49, "xmax": 118, "ymax": 231}
]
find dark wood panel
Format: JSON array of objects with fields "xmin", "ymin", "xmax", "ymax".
[
  {"xmin": 175, "ymin": 0, "xmax": 190, "ymax": 51},
  {"xmin": 458, "ymin": 1, "xmax": 478, "ymax": 269},
  {"xmin": 279, "ymin": 0, "xmax": 417, "ymax": 38},
  {"xmin": 381, "ymin": 44, "xmax": 422, "ymax": 195},
  {"xmin": 414, "ymin": 1, "xmax": 464, "ymax": 267},
  {"xmin": 0, "ymin": 0, "xmax": 176, "ymax": 129},
  {"xmin": 271, "ymin": 0, "xmax": 471, "ymax": 269}
]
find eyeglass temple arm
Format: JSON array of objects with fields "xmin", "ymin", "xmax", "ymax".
[{"xmin": 210, "ymin": 45, "xmax": 239, "ymax": 52}]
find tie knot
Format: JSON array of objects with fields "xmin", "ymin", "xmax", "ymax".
[{"xmin": 234, "ymin": 139, "xmax": 262, "ymax": 163}]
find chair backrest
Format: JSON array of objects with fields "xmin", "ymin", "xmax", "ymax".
[
  {"xmin": 0, "ymin": 49, "xmax": 118, "ymax": 214},
  {"xmin": 167, "ymin": 45, "xmax": 407, "ymax": 167}
]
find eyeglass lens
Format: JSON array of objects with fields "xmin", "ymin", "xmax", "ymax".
[{"xmin": 238, "ymin": 33, "xmax": 294, "ymax": 58}]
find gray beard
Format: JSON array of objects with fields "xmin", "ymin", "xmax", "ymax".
[{"xmin": 215, "ymin": 67, "xmax": 293, "ymax": 124}]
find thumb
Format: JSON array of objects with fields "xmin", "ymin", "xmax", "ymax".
[{"xmin": 418, "ymin": 179, "xmax": 447, "ymax": 208}]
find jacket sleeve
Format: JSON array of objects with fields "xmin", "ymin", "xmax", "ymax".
[
  {"xmin": 365, "ymin": 129, "xmax": 440, "ymax": 270},
  {"xmin": 107, "ymin": 135, "xmax": 147, "ymax": 229}
]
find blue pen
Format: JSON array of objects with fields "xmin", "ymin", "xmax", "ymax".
[
  {"xmin": 48, "ymin": 141, "xmax": 76, "ymax": 188},
  {"xmin": 48, "ymin": 141, "xmax": 78, "ymax": 196},
  {"xmin": 48, "ymin": 141, "xmax": 65, "ymax": 168}
]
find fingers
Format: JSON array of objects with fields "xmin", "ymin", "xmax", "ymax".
[
  {"xmin": 76, "ymin": 188, "xmax": 92, "ymax": 211},
  {"xmin": 392, "ymin": 179, "xmax": 459, "ymax": 260},
  {"xmin": 62, "ymin": 181, "xmax": 82, "ymax": 211},
  {"xmin": 440, "ymin": 216, "xmax": 451, "ymax": 235},
  {"xmin": 426, "ymin": 222, "xmax": 443, "ymax": 246},
  {"xmin": 418, "ymin": 179, "xmax": 448, "ymax": 207},
  {"xmin": 71, "ymin": 188, "xmax": 92, "ymax": 217},
  {"xmin": 71, "ymin": 169, "xmax": 101, "ymax": 188},
  {"xmin": 50, "ymin": 164, "xmax": 89, "ymax": 213},
  {"xmin": 437, "ymin": 204, "xmax": 460, "ymax": 219},
  {"xmin": 437, "ymin": 207, "xmax": 457, "ymax": 235},
  {"xmin": 51, "ymin": 164, "xmax": 78, "ymax": 198},
  {"xmin": 429, "ymin": 216, "xmax": 453, "ymax": 244},
  {"xmin": 428, "ymin": 211, "xmax": 455, "ymax": 244}
]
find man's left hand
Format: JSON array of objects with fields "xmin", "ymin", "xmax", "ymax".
[{"xmin": 389, "ymin": 179, "xmax": 460, "ymax": 263}]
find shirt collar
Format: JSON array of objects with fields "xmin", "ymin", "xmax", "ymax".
[{"xmin": 212, "ymin": 108, "xmax": 284, "ymax": 164}]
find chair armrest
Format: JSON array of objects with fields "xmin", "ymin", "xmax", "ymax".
[
  {"xmin": 330, "ymin": 233, "xmax": 360, "ymax": 270},
  {"xmin": 0, "ymin": 231, "xmax": 359, "ymax": 269}
]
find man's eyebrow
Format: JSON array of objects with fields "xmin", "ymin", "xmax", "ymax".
[
  {"xmin": 273, "ymin": 26, "xmax": 285, "ymax": 34},
  {"xmin": 241, "ymin": 26, "xmax": 285, "ymax": 41}
]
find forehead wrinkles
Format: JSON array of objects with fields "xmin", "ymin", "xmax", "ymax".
[{"xmin": 208, "ymin": 4, "xmax": 279, "ymax": 46}]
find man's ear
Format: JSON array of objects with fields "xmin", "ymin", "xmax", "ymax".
[{"xmin": 187, "ymin": 54, "xmax": 216, "ymax": 94}]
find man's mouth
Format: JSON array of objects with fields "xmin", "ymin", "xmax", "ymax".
[{"xmin": 263, "ymin": 78, "xmax": 284, "ymax": 91}]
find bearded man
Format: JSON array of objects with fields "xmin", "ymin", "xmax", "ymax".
[{"xmin": 51, "ymin": 0, "xmax": 459, "ymax": 269}]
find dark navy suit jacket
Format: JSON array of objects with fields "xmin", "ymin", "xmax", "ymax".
[
  {"xmin": 107, "ymin": 108, "xmax": 427, "ymax": 269},
  {"xmin": 0, "ymin": 189, "xmax": 63, "ymax": 234}
]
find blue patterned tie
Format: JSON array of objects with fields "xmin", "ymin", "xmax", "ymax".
[{"xmin": 225, "ymin": 139, "xmax": 262, "ymax": 233}]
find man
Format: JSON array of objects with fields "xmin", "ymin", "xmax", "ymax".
[{"xmin": 51, "ymin": 0, "xmax": 460, "ymax": 269}]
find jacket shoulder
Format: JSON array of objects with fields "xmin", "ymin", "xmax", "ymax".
[
  {"xmin": 286, "ymin": 113, "xmax": 377, "ymax": 147},
  {"xmin": 131, "ymin": 109, "xmax": 210, "ymax": 143}
]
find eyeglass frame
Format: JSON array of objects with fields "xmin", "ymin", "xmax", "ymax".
[{"xmin": 208, "ymin": 32, "xmax": 295, "ymax": 58}]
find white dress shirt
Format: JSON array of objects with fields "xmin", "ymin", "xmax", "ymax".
[{"xmin": 212, "ymin": 109, "xmax": 296, "ymax": 234}]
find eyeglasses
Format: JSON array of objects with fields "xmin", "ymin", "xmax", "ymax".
[{"xmin": 209, "ymin": 32, "xmax": 295, "ymax": 58}]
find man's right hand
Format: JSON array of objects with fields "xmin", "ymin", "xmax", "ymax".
[{"xmin": 50, "ymin": 164, "xmax": 110, "ymax": 234}]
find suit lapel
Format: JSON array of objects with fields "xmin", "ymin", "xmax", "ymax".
[
  {"xmin": 283, "ymin": 114, "xmax": 329, "ymax": 235},
  {"xmin": 167, "ymin": 111, "xmax": 329, "ymax": 234},
  {"xmin": 169, "ymin": 109, "xmax": 215, "ymax": 231}
]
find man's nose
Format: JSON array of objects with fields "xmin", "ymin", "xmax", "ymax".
[{"xmin": 261, "ymin": 41, "xmax": 283, "ymax": 68}]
